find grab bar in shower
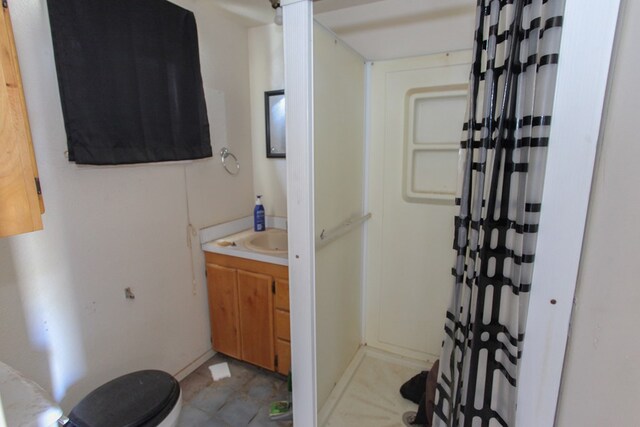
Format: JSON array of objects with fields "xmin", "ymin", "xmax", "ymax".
[{"xmin": 316, "ymin": 213, "xmax": 372, "ymax": 250}]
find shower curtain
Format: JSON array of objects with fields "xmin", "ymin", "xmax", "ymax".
[{"xmin": 433, "ymin": 0, "xmax": 566, "ymax": 426}]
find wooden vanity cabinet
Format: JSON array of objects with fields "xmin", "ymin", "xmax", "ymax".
[{"xmin": 205, "ymin": 252, "xmax": 290, "ymax": 374}]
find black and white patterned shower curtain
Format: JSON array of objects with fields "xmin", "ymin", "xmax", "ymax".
[{"xmin": 433, "ymin": 1, "xmax": 565, "ymax": 426}]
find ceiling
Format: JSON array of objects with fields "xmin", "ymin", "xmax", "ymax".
[
  {"xmin": 209, "ymin": 0, "xmax": 475, "ymax": 61},
  {"xmin": 211, "ymin": 0, "xmax": 386, "ymax": 27},
  {"xmin": 313, "ymin": 0, "xmax": 386, "ymax": 14}
]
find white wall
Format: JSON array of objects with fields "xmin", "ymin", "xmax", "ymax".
[
  {"xmin": 0, "ymin": 0, "xmax": 254, "ymax": 411},
  {"xmin": 315, "ymin": 0, "xmax": 475, "ymax": 61},
  {"xmin": 313, "ymin": 23, "xmax": 366, "ymax": 409},
  {"xmin": 555, "ymin": 1, "xmax": 640, "ymax": 425},
  {"xmin": 248, "ymin": 24, "xmax": 288, "ymax": 217},
  {"xmin": 178, "ymin": 0, "xmax": 256, "ymax": 229}
]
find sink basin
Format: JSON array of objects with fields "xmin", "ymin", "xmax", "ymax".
[{"xmin": 244, "ymin": 229, "xmax": 288, "ymax": 254}]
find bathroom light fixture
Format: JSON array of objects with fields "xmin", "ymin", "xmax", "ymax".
[{"xmin": 270, "ymin": 0, "xmax": 283, "ymax": 26}]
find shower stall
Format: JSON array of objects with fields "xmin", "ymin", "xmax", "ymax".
[
  {"xmin": 308, "ymin": 3, "xmax": 475, "ymax": 424},
  {"xmin": 281, "ymin": 0, "xmax": 619, "ymax": 426}
]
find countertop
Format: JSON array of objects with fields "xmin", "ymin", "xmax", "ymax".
[{"xmin": 200, "ymin": 216, "xmax": 288, "ymax": 266}]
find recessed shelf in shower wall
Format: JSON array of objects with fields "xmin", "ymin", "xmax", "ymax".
[{"xmin": 403, "ymin": 84, "xmax": 468, "ymax": 203}]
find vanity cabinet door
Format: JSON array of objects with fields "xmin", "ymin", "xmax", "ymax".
[
  {"xmin": 206, "ymin": 264, "xmax": 241, "ymax": 359},
  {"xmin": 237, "ymin": 270, "xmax": 275, "ymax": 370},
  {"xmin": 276, "ymin": 339, "xmax": 291, "ymax": 376},
  {"xmin": 274, "ymin": 278, "xmax": 291, "ymax": 375},
  {"xmin": 274, "ymin": 278, "xmax": 289, "ymax": 311}
]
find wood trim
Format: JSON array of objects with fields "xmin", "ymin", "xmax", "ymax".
[
  {"xmin": 0, "ymin": 4, "xmax": 43, "ymax": 238},
  {"xmin": 205, "ymin": 252, "xmax": 288, "ymax": 279},
  {"xmin": 2, "ymin": 4, "xmax": 43, "ymax": 214}
]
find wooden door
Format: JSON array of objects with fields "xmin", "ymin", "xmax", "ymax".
[
  {"xmin": 206, "ymin": 264, "xmax": 241, "ymax": 359},
  {"xmin": 0, "ymin": 3, "xmax": 43, "ymax": 238},
  {"xmin": 237, "ymin": 270, "xmax": 274, "ymax": 370}
]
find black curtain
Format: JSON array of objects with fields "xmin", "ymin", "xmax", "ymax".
[{"xmin": 48, "ymin": 0, "xmax": 212, "ymax": 165}]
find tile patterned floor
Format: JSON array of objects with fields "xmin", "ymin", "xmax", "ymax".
[{"xmin": 178, "ymin": 354, "xmax": 293, "ymax": 427}]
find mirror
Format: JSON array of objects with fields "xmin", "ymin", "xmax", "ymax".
[{"xmin": 265, "ymin": 89, "xmax": 286, "ymax": 158}]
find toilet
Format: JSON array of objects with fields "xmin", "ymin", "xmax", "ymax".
[
  {"xmin": 0, "ymin": 361, "xmax": 181, "ymax": 427},
  {"xmin": 66, "ymin": 370, "xmax": 182, "ymax": 427}
]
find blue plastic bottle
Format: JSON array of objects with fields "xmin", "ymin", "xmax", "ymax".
[{"xmin": 254, "ymin": 195, "xmax": 265, "ymax": 232}]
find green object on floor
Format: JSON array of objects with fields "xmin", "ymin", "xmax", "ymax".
[
  {"xmin": 269, "ymin": 400, "xmax": 292, "ymax": 421},
  {"xmin": 270, "ymin": 400, "xmax": 291, "ymax": 415},
  {"xmin": 269, "ymin": 371, "xmax": 293, "ymax": 421}
]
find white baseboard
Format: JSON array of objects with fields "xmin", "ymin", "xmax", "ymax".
[
  {"xmin": 318, "ymin": 346, "xmax": 367, "ymax": 425},
  {"xmin": 173, "ymin": 348, "xmax": 216, "ymax": 381},
  {"xmin": 364, "ymin": 346, "xmax": 432, "ymax": 371}
]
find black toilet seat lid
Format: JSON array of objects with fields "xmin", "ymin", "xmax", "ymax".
[{"xmin": 68, "ymin": 370, "xmax": 180, "ymax": 427}]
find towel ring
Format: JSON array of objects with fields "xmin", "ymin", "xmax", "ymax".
[{"xmin": 220, "ymin": 148, "xmax": 239, "ymax": 176}]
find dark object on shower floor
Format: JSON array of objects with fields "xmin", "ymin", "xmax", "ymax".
[
  {"xmin": 400, "ymin": 359, "xmax": 440, "ymax": 426},
  {"xmin": 400, "ymin": 370, "xmax": 429, "ymax": 404}
]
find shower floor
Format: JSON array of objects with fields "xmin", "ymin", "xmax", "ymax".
[{"xmin": 321, "ymin": 347, "xmax": 432, "ymax": 427}]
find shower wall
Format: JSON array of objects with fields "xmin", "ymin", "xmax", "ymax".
[
  {"xmin": 364, "ymin": 52, "xmax": 471, "ymax": 361},
  {"xmin": 313, "ymin": 23, "xmax": 366, "ymax": 408},
  {"xmin": 310, "ymin": 1, "xmax": 476, "ymax": 416},
  {"xmin": 313, "ymin": 0, "xmax": 476, "ymax": 365}
]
